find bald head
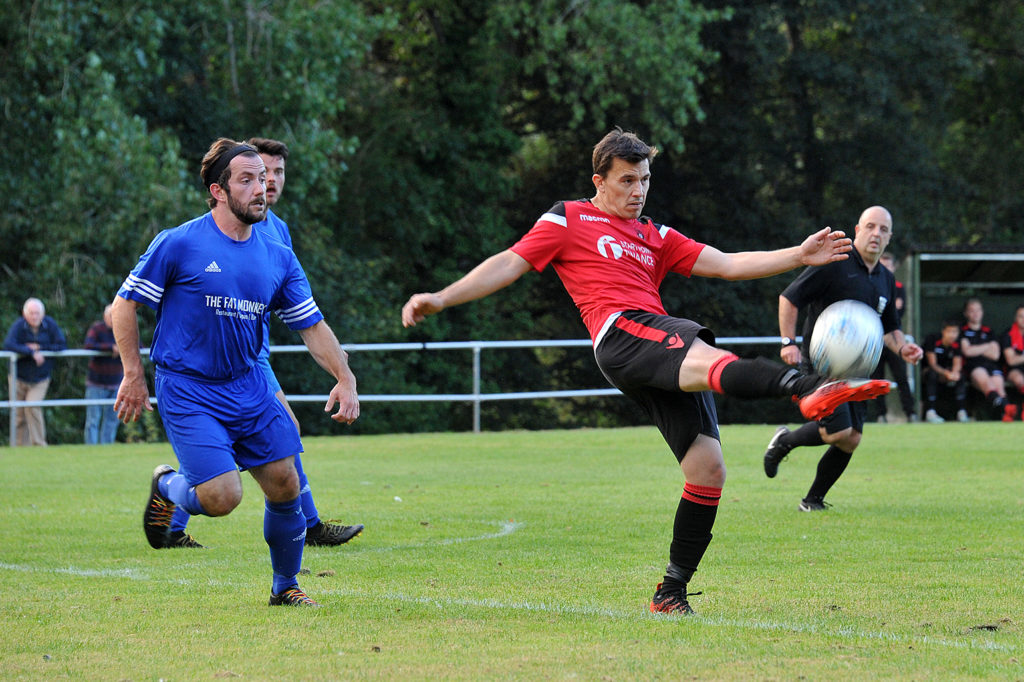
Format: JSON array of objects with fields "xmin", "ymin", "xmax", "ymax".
[
  {"xmin": 853, "ymin": 205, "xmax": 893, "ymax": 266},
  {"xmin": 858, "ymin": 205, "xmax": 892, "ymax": 227}
]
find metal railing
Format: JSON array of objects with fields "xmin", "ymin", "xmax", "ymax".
[{"xmin": 2, "ymin": 336, "xmax": 783, "ymax": 441}]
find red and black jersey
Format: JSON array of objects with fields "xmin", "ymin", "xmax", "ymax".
[
  {"xmin": 1002, "ymin": 325, "xmax": 1024, "ymax": 354},
  {"xmin": 1000, "ymin": 325, "xmax": 1024, "ymax": 370},
  {"xmin": 923, "ymin": 333, "xmax": 961, "ymax": 371},
  {"xmin": 510, "ymin": 200, "xmax": 706, "ymax": 341},
  {"xmin": 960, "ymin": 323, "xmax": 997, "ymax": 348}
]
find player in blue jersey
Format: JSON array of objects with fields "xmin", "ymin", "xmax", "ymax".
[
  {"xmin": 162, "ymin": 137, "xmax": 364, "ymax": 549},
  {"xmin": 111, "ymin": 138, "xmax": 360, "ymax": 607}
]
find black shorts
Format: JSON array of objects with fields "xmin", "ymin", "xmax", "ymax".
[
  {"xmin": 818, "ymin": 400, "xmax": 866, "ymax": 434},
  {"xmin": 594, "ymin": 311, "xmax": 719, "ymax": 462},
  {"xmin": 964, "ymin": 357, "xmax": 1003, "ymax": 376}
]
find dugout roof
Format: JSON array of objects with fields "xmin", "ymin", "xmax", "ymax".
[{"xmin": 905, "ymin": 248, "xmax": 1024, "ymax": 342}]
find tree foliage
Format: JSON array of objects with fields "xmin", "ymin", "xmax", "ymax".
[{"xmin": 1, "ymin": 0, "xmax": 1021, "ymax": 442}]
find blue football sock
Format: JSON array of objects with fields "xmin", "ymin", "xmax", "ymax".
[
  {"xmin": 169, "ymin": 506, "xmax": 190, "ymax": 533},
  {"xmin": 294, "ymin": 453, "xmax": 320, "ymax": 529},
  {"xmin": 264, "ymin": 497, "xmax": 306, "ymax": 594},
  {"xmin": 160, "ymin": 471, "xmax": 208, "ymax": 517}
]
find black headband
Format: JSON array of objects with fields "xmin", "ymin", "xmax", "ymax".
[{"xmin": 203, "ymin": 144, "xmax": 258, "ymax": 189}]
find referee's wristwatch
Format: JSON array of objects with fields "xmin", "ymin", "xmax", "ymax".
[{"xmin": 781, "ymin": 337, "xmax": 797, "ymax": 348}]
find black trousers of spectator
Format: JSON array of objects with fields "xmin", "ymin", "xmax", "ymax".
[{"xmin": 922, "ymin": 369, "xmax": 967, "ymax": 417}]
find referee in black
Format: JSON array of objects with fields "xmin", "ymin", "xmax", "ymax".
[{"xmin": 760, "ymin": 206, "xmax": 924, "ymax": 511}]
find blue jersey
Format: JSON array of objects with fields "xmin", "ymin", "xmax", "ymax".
[
  {"xmin": 118, "ymin": 212, "xmax": 323, "ymax": 381},
  {"xmin": 257, "ymin": 208, "xmax": 293, "ymax": 249},
  {"xmin": 254, "ymin": 208, "xmax": 294, "ymax": 363}
]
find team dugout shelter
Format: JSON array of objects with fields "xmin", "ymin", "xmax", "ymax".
[{"xmin": 901, "ymin": 247, "xmax": 1024, "ymax": 413}]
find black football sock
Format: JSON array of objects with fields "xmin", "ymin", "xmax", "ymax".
[
  {"xmin": 780, "ymin": 421, "xmax": 824, "ymax": 449},
  {"xmin": 664, "ymin": 483, "xmax": 721, "ymax": 591},
  {"xmin": 805, "ymin": 445, "xmax": 853, "ymax": 500},
  {"xmin": 710, "ymin": 356, "xmax": 821, "ymax": 399},
  {"xmin": 987, "ymin": 391, "xmax": 1007, "ymax": 407}
]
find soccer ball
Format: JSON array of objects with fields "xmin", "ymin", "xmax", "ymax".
[{"xmin": 808, "ymin": 299, "xmax": 884, "ymax": 379}]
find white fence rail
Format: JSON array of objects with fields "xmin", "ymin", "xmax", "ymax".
[{"xmin": 2, "ymin": 337, "xmax": 784, "ymax": 442}]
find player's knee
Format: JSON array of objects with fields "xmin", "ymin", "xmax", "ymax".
[
  {"xmin": 200, "ymin": 489, "xmax": 242, "ymax": 517},
  {"xmin": 696, "ymin": 459, "xmax": 726, "ymax": 487},
  {"xmin": 195, "ymin": 475, "xmax": 243, "ymax": 516},
  {"xmin": 823, "ymin": 427, "xmax": 860, "ymax": 450},
  {"xmin": 837, "ymin": 430, "xmax": 861, "ymax": 451},
  {"xmin": 260, "ymin": 461, "xmax": 300, "ymax": 501}
]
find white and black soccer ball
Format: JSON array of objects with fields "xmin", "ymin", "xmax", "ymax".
[{"xmin": 808, "ymin": 299, "xmax": 884, "ymax": 379}]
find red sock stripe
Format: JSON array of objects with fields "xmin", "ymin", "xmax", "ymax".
[
  {"xmin": 614, "ymin": 316, "xmax": 668, "ymax": 344},
  {"xmin": 707, "ymin": 353, "xmax": 739, "ymax": 394},
  {"xmin": 682, "ymin": 483, "xmax": 722, "ymax": 506}
]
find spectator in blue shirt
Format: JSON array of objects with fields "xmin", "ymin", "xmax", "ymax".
[{"xmin": 4, "ymin": 297, "xmax": 67, "ymax": 446}]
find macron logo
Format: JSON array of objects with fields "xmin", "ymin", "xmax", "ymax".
[
  {"xmin": 580, "ymin": 214, "xmax": 611, "ymax": 224},
  {"xmin": 205, "ymin": 261, "xmax": 222, "ymax": 273}
]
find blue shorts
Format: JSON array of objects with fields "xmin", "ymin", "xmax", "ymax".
[
  {"xmin": 155, "ymin": 367, "xmax": 302, "ymax": 486},
  {"xmin": 256, "ymin": 354, "xmax": 282, "ymax": 394}
]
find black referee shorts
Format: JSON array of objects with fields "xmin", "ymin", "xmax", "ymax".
[{"xmin": 594, "ymin": 310, "xmax": 720, "ymax": 463}]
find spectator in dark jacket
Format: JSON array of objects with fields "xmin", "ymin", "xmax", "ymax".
[
  {"xmin": 4, "ymin": 298, "xmax": 67, "ymax": 446},
  {"xmin": 83, "ymin": 304, "xmax": 122, "ymax": 444}
]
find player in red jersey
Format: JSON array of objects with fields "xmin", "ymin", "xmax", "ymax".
[
  {"xmin": 401, "ymin": 128, "xmax": 889, "ymax": 615},
  {"xmin": 1000, "ymin": 304, "xmax": 1024, "ymax": 420}
]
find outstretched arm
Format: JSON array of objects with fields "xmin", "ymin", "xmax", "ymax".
[
  {"xmin": 402, "ymin": 249, "xmax": 532, "ymax": 327},
  {"xmin": 299, "ymin": 320, "xmax": 359, "ymax": 424},
  {"xmin": 690, "ymin": 227, "xmax": 851, "ymax": 281}
]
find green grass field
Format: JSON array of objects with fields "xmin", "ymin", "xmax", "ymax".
[{"xmin": 2, "ymin": 422, "xmax": 1022, "ymax": 680}]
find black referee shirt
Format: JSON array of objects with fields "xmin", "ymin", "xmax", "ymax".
[{"xmin": 781, "ymin": 247, "xmax": 900, "ymax": 354}]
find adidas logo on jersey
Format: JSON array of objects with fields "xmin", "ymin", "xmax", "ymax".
[{"xmin": 205, "ymin": 261, "xmax": 222, "ymax": 273}]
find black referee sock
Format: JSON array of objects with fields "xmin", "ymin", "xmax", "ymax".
[
  {"xmin": 806, "ymin": 445, "xmax": 853, "ymax": 500},
  {"xmin": 712, "ymin": 356, "xmax": 821, "ymax": 399},
  {"xmin": 781, "ymin": 421, "xmax": 824, "ymax": 449}
]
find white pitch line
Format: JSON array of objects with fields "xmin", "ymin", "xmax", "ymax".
[
  {"xmin": 341, "ymin": 520, "xmax": 525, "ymax": 554},
  {"xmin": 2, "ymin": 546, "xmax": 1016, "ymax": 654},
  {"xmin": 700, "ymin": 615, "xmax": 1015, "ymax": 652},
  {"xmin": 0, "ymin": 519, "xmax": 523, "ymax": 579},
  {"xmin": 309, "ymin": 586, "xmax": 1019, "ymax": 653},
  {"xmin": 0, "ymin": 562, "xmax": 149, "ymax": 580}
]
